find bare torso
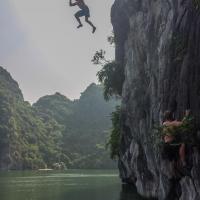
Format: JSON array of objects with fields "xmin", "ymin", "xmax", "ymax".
[
  {"xmin": 163, "ymin": 120, "xmax": 182, "ymax": 143},
  {"xmin": 76, "ymin": 0, "xmax": 87, "ymax": 9}
]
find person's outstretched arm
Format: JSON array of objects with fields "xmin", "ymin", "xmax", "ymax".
[{"xmin": 69, "ymin": 0, "xmax": 77, "ymax": 6}]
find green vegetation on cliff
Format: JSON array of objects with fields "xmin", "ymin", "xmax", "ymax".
[
  {"xmin": 106, "ymin": 106, "xmax": 121, "ymax": 159},
  {"xmin": 92, "ymin": 34, "xmax": 124, "ymax": 159},
  {"xmin": 193, "ymin": 0, "xmax": 200, "ymax": 9}
]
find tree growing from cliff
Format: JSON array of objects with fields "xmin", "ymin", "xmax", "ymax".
[
  {"xmin": 92, "ymin": 33, "xmax": 124, "ymax": 159},
  {"xmin": 92, "ymin": 33, "xmax": 124, "ymax": 100}
]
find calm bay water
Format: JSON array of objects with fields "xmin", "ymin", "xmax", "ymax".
[{"xmin": 0, "ymin": 170, "xmax": 145, "ymax": 200}]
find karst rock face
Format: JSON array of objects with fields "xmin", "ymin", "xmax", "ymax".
[{"xmin": 111, "ymin": 0, "xmax": 200, "ymax": 199}]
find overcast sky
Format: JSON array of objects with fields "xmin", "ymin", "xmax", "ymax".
[{"xmin": 0, "ymin": 0, "xmax": 114, "ymax": 103}]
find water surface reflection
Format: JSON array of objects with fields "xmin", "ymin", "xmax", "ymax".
[{"xmin": 0, "ymin": 170, "xmax": 152, "ymax": 200}]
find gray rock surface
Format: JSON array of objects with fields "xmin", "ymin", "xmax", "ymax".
[{"xmin": 111, "ymin": 0, "xmax": 200, "ymax": 199}]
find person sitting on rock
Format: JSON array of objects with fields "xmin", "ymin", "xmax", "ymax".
[
  {"xmin": 162, "ymin": 110, "xmax": 186, "ymax": 167},
  {"xmin": 69, "ymin": 0, "xmax": 96, "ymax": 33}
]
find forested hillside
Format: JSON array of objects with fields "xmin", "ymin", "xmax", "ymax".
[
  {"xmin": 0, "ymin": 67, "xmax": 65, "ymax": 170},
  {"xmin": 0, "ymin": 67, "xmax": 118, "ymax": 170},
  {"xmin": 34, "ymin": 83, "xmax": 119, "ymax": 168}
]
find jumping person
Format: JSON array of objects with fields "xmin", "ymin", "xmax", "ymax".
[{"xmin": 69, "ymin": 0, "xmax": 96, "ymax": 33}]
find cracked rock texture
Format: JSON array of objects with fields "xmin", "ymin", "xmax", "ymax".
[{"xmin": 111, "ymin": 0, "xmax": 200, "ymax": 199}]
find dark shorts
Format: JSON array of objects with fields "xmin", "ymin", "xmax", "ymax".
[
  {"xmin": 161, "ymin": 143, "xmax": 180, "ymax": 161},
  {"xmin": 75, "ymin": 6, "xmax": 90, "ymax": 18}
]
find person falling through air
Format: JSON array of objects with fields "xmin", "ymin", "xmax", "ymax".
[{"xmin": 69, "ymin": 0, "xmax": 96, "ymax": 33}]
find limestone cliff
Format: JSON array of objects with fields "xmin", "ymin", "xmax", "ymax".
[{"xmin": 111, "ymin": 0, "xmax": 200, "ymax": 199}]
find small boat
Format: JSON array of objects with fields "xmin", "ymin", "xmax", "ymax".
[{"xmin": 38, "ymin": 168, "xmax": 53, "ymax": 171}]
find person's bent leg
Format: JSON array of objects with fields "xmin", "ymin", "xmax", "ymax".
[
  {"xmin": 85, "ymin": 17, "xmax": 96, "ymax": 33},
  {"xmin": 74, "ymin": 11, "xmax": 83, "ymax": 28},
  {"xmin": 179, "ymin": 143, "xmax": 186, "ymax": 166}
]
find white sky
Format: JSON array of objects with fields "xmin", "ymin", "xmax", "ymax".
[{"xmin": 0, "ymin": 0, "xmax": 114, "ymax": 103}]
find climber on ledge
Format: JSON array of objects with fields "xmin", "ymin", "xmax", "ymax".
[
  {"xmin": 69, "ymin": 0, "xmax": 96, "ymax": 33},
  {"xmin": 162, "ymin": 111, "xmax": 186, "ymax": 167}
]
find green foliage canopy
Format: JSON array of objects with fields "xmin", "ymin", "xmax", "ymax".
[{"xmin": 107, "ymin": 106, "xmax": 121, "ymax": 159}]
